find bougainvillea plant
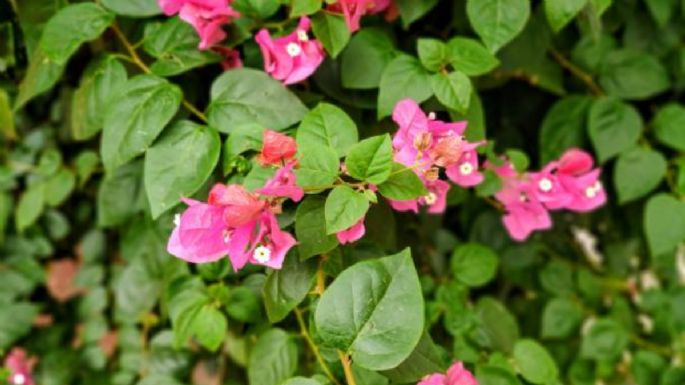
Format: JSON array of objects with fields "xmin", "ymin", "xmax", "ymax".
[{"xmin": 2, "ymin": 0, "xmax": 685, "ymax": 385}]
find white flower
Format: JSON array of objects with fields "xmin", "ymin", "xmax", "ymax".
[
  {"xmin": 538, "ymin": 178, "xmax": 553, "ymax": 192},
  {"xmin": 286, "ymin": 42, "xmax": 302, "ymax": 57},
  {"xmin": 12, "ymin": 374, "xmax": 26, "ymax": 385},
  {"xmin": 459, "ymin": 162, "xmax": 473, "ymax": 175},
  {"xmin": 254, "ymin": 246, "xmax": 271, "ymax": 263}
]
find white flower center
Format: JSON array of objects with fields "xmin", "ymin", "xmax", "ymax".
[
  {"xmin": 286, "ymin": 42, "xmax": 302, "ymax": 57},
  {"xmin": 424, "ymin": 192, "xmax": 437, "ymax": 205},
  {"xmin": 584, "ymin": 181, "xmax": 602, "ymax": 199},
  {"xmin": 297, "ymin": 30, "xmax": 309, "ymax": 41},
  {"xmin": 173, "ymin": 214, "xmax": 181, "ymax": 227},
  {"xmin": 428, "ymin": 112, "xmax": 436, "ymax": 120},
  {"xmin": 538, "ymin": 178, "xmax": 553, "ymax": 192},
  {"xmin": 12, "ymin": 374, "xmax": 26, "ymax": 385},
  {"xmin": 459, "ymin": 162, "xmax": 473, "ymax": 175},
  {"xmin": 253, "ymin": 245, "xmax": 271, "ymax": 263}
]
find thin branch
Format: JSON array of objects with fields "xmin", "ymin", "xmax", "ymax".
[
  {"xmin": 294, "ymin": 308, "xmax": 341, "ymax": 385},
  {"xmin": 337, "ymin": 350, "xmax": 357, "ymax": 385},
  {"xmin": 549, "ymin": 49, "xmax": 604, "ymax": 96}
]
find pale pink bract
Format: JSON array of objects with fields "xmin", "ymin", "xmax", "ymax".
[
  {"xmin": 158, "ymin": 0, "xmax": 240, "ymax": 50},
  {"xmin": 336, "ymin": 218, "xmax": 366, "ymax": 244},
  {"xmin": 4, "ymin": 348, "xmax": 35, "ymax": 385}
]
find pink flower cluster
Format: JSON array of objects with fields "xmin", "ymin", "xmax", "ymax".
[
  {"xmin": 328, "ymin": 0, "xmax": 399, "ymax": 32},
  {"xmin": 489, "ymin": 148, "xmax": 606, "ymax": 241},
  {"xmin": 158, "ymin": 0, "xmax": 240, "ymax": 50},
  {"xmin": 168, "ymin": 130, "xmax": 302, "ymax": 269},
  {"xmin": 388, "ymin": 99, "xmax": 485, "ymax": 214},
  {"xmin": 418, "ymin": 362, "xmax": 478, "ymax": 385},
  {"xmin": 255, "ymin": 17, "xmax": 325, "ymax": 85},
  {"xmin": 4, "ymin": 348, "xmax": 35, "ymax": 385}
]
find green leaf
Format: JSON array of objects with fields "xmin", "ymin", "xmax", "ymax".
[
  {"xmin": 539, "ymin": 95, "xmax": 592, "ymax": 164},
  {"xmin": 101, "ymin": 0, "xmax": 162, "ymax": 17},
  {"xmin": 450, "ymin": 91, "xmax": 486, "ymax": 141},
  {"xmin": 0, "ymin": 90, "xmax": 15, "ymax": 140},
  {"xmin": 588, "ymin": 97, "xmax": 642, "ymax": 163},
  {"xmin": 645, "ymin": 0, "xmax": 678, "ymax": 27},
  {"xmin": 296, "ymin": 102, "xmax": 358, "ymax": 157},
  {"xmin": 144, "ymin": 121, "xmax": 220, "ymax": 218},
  {"xmin": 513, "ymin": 339, "xmax": 559, "ymax": 384},
  {"xmin": 281, "ymin": 378, "xmax": 321, "ymax": 385},
  {"xmin": 144, "ymin": 17, "xmax": 221, "ymax": 77},
  {"xmin": 207, "ymin": 68, "xmax": 307, "ymax": 133},
  {"xmin": 653, "ymin": 103, "xmax": 685, "ymax": 152},
  {"xmin": 378, "ymin": 55, "xmax": 433, "ymax": 119},
  {"xmin": 431, "ymin": 71, "xmax": 472, "ymax": 114},
  {"xmin": 295, "ymin": 196, "xmax": 339, "ymax": 260},
  {"xmin": 345, "ymin": 135, "xmax": 394, "ymax": 184},
  {"xmin": 193, "ymin": 305, "xmax": 228, "ymax": 351},
  {"xmin": 16, "ymin": 182, "xmax": 45, "ymax": 232},
  {"xmin": 0, "ymin": 302, "xmax": 40, "ymax": 349},
  {"xmin": 395, "ymin": 0, "xmax": 439, "ymax": 28},
  {"xmin": 599, "ymin": 49, "xmax": 671, "ymax": 100},
  {"xmin": 469, "ymin": 297, "xmax": 519, "ymax": 352},
  {"xmin": 97, "ymin": 161, "xmax": 144, "ymax": 227},
  {"xmin": 541, "ymin": 298, "xmax": 583, "ymax": 339},
  {"xmin": 451, "ymin": 243, "xmax": 499, "ymax": 287},
  {"xmin": 263, "ymin": 253, "xmax": 316, "ymax": 322},
  {"xmin": 644, "ymin": 194, "xmax": 685, "ymax": 256},
  {"xmin": 248, "ymin": 329, "xmax": 298, "ymax": 385},
  {"xmin": 447, "ymin": 37, "xmax": 500, "ymax": 76},
  {"xmin": 311, "ymin": 13, "xmax": 350, "ymax": 58},
  {"xmin": 294, "ymin": 145, "xmax": 340, "ymax": 190},
  {"xmin": 614, "ymin": 147, "xmax": 666, "ymax": 204},
  {"xmin": 233, "ymin": 0, "xmax": 280, "ymax": 19},
  {"xmin": 14, "ymin": 48, "xmax": 65, "ymax": 110},
  {"xmin": 417, "ymin": 38, "xmax": 447, "ymax": 72},
  {"xmin": 544, "ymin": 0, "xmax": 588, "ymax": 32},
  {"xmin": 631, "ymin": 350, "xmax": 667, "ymax": 385},
  {"xmin": 75, "ymin": 151, "xmax": 100, "ymax": 187},
  {"xmin": 315, "ymin": 249, "xmax": 424, "ymax": 370},
  {"xmin": 44, "ymin": 169, "xmax": 76, "ymax": 207},
  {"xmin": 476, "ymin": 365, "xmax": 521, "ymax": 385},
  {"xmin": 71, "ymin": 56, "xmax": 128, "ymax": 141},
  {"xmin": 290, "ymin": 0, "xmax": 322, "ymax": 17},
  {"xmin": 377, "ymin": 163, "xmax": 428, "ymax": 201},
  {"xmin": 341, "ymin": 28, "xmax": 396, "ymax": 90},
  {"xmin": 381, "ymin": 332, "xmax": 446, "ymax": 383},
  {"xmin": 580, "ymin": 319, "xmax": 629, "ymax": 361},
  {"xmin": 324, "ymin": 186, "xmax": 369, "ymax": 234},
  {"xmin": 101, "ymin": 75, "xmax": 183, "ymax": 172},
  {"xmin": 39, "ymin": 3, "xmax": 114, "ymax": 65},
  {"xmin": 466, "ymin": 0, "xmax": 531, "ymax": 52}
]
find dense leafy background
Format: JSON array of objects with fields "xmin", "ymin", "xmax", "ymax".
[{"xmin": 2, "ymin": 0, "xmax": 685, "ymax": 385}]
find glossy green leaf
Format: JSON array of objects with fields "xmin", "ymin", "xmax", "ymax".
[
  {"xmin": 644, "ymin": 194, "xmax": 685, "ymax": 256},
  {"xmin": 289, "ymin": 0, "xmax": 322, "ymax": 17},
  {"xmin": 315, "ymin": 249, "xmax": 424, "ymax": 370},
  {"xmin": 377, "ymin": 163, "xmax": 427, "ymax": 201},
  {"xmin": 39, "ymin": 3, "xmax": 113, "ymax": 65},
  {"xmin": 395, "ymin": 0, "xmax": 439, "ymax": 28},
  {"xmin": 381, "ymin": 332, "xmax": 446, "ymax": 383},
  {"xmin": 447, "ymin": 37, "xmax": 500, "ymax": 76},
  {"xmin": 541, "ymin": 298, "xmax": 583, "ymax": 339},
  {"xmin": 16, "ymin": 182, "xmax": 45, "ymax": 232},
  {"xmin": 450, "ymin": 243, "xmax": 499, "ymax": 287},
  {"xmin": 296, "ymin": 102, "xmax": 358, "ymax": 157},
  {"xmin": 614, "ymin": 147, "xmax": 666, "ymax": 204},
  {"xmin": 580, "ymin": 319, "xmax": 629, "ymax": 361},
  {"xmin": 101, "ymin": 0, "xmax": 162, "ymax": 17},
  {"xmin": 431, "ymin": 71, "xmax": 472, "ymax": 114},
  {"xmin": 294, "ymin": 145, "xmax": 340, "ymax": 190},
  {"xmin": 324, "ymin": 186, "xmax": 369, "ymax": 234},
  {"xmin": 653, "ymin": 103, "xmax": 685, "ymax": 152},
  {"xmin": 263, "ymin": 253, "xmax": 316, "ymax": 322},
  {"xmin": 469, "ymin": 297, "xmax": 519, "ymax": 352},
  {"xmin": 466, "ymin": 0, "xmax": 530, "ymax": 52},
  {"xmin": 71, "ymin": 56, "xmax": 128, "ymax": 141},
  {"xmin": 539, "ymin": 95, "xmax": 592, "ymax": 164},
  {"xmin": 417, "ymin": 38, "xmax": 447, "ymax": 72},
  {"xmin": 311, "ymin": 13, "xmax": 350, "ymax": 58},
  {"xmin": 44, "ymin": 169, "xmax": 76, "ymax": 207},
  {"xmin": 0, "ymin": 90, "xmax": 15, "ymax": 140},
  {"xmin": 207, "ymin": 69, "xmax": 307, "ymax": 133},
  {"xmin": 14, "ymin": 48, "xmax": 65, "ymax": 110},
  {"xmin": 295, "ymin": 196, "xmax": 339, "ymax": 260},
  {"xmin": 513, "ymin": 339, "xmax": 559, "ymax": 384},
  {"xmin": 144, "ymin": 121, "xmax": 221, "ymax": 218},
  {"xmin": 101, "ymin": 75, "xmax": 183, "ymax": 172},
  {"xmin": 345, "ymin": 135, "xmax": 393, "ymax": 184},
  {"xmin": 544, "ymin": 0, "xmax": 588, "ymax": 32},
  {"xmin": 193, "ymin": 305, "xmax": 227, "ymax": 351},
  {"xmin": 599, "ymin": 49, "xmax": 670, "ymax": 100},
  {"xmin": 0, "ymin": 302, "xmax": 40, "ymax": 349},
  {"xmin": 341, "ymin": 28, "xmax": 396, "ymax": 89},
  {"xmin": 588, "ymin": 97, "xmax": 642, "ymax": 163},
  {"xmin": 378, "ymin": 55, "xmax": 433, "ymax": 119},
  {"xmin": 248, "ymin": 329, "xmax": 298, "ymax": 385},
  {"xmin": 97, "ymin": 161, "xmax": 144, "ymax": 227}
]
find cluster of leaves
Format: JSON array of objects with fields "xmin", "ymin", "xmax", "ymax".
[{"xmin": 1, "ymin": 0, "xmax": 685, "ymax": 385}]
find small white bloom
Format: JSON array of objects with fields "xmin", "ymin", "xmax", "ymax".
[
  {"xmin": 173, "ymin": 214, "xmax": 181, "ymax": 227},
  {"xmin": 585, "ymin": 186, "xmax": 597, "ymax": 198},
  {"xmin": 428, "ymin": 112, "xmax": 436, "ymax": 120},
  {"xmin": 638, "ymin": 314, "xmax": 654, "ymax": 334},
  {"xmin": 459, "ymin": 162, "xmax": 473, "ymax": 175},
  {"xmin": 640, "ymin": 270, "xmax": 660, "ymax": 290},
  {"xmin": 676, "ymin": 244, "xmax": 685, "ymax": 285},
  {"xmin": 424, "ymin": 192, "xmax": 437, "ymax": 205},
  {"xmin": 254, "ymin": 245, "xmax": 271, "ymax": 263},
  {"xmin": 538, "ymin": 178, "xmax": 553, "ymax": 192},
  {"xmin": 286, "ymin": 42, "xmax": 302, "ymax": 57},
  {"xmin": 572, "ymin": 226, "xmax": 603, "ymax": 268},
  {"xmin": 12, "ymin": 374, "xmax": 26, "ymax": 385},
  {"xmin": 297, "ymin": 30, "xmax": 309, "ymax": 41}
]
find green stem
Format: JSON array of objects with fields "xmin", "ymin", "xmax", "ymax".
[{"xmin": 294, "ymin": 308, "xmax": 341, "ymax": 385}]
